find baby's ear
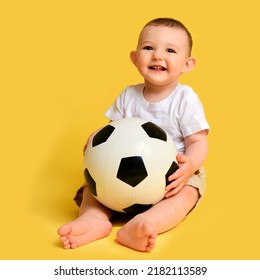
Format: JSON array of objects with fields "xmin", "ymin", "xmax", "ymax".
[
  {"xmin": 183, "ymin": 57, "xmax": 196, "ymax": 73},
  {"xmin": 130, "ymin": 51, "xmax": 137, "ymax": 66}
]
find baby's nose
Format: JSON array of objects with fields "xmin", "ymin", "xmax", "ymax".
[{"xmin": 152, "ymin": 50, "xmax": 163, "ymax": 60}]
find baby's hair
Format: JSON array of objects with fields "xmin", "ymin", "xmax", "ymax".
[{"xmin": 143, "ymin": 18, "xmax": 193, "ymax": 56}]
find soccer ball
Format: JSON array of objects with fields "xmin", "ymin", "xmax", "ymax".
[{"xmin": 83, "ymin": 117, "xmax": 178, "ymax": 213}]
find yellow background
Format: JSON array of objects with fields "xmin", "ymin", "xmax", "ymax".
[{"xmin": 1, "ymin": 0, "xmax": 259, "ymax": 260}]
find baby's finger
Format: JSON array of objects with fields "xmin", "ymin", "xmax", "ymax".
[
  {"xmin": 168, "ymin": 168, "xmax": 182, "ymax": 181},
  {"xmin": 165, "ymin": 185, "xmax": 183, "ymax": 198},
  {"xmin": 165, "ymin": 177, "xmax": 182, "ymax": 191}
]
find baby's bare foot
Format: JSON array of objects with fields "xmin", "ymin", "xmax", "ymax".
[
  {"xmin": 116, "ymin": 217, "xmax": 157, "ymax": 252},
  {"xmin": 57, "ymin": 215, "xmax": 112, "ymax": 249}
]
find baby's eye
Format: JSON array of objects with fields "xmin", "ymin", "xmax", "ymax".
[
  {"xmin": 166, "ymin": 48, "xmax": 176, "ymax": 53},
  {"xmin": 143, "ymin": 46, "xmax": 153, "ymax": 50}
]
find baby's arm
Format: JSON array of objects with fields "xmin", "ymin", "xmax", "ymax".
[{"xmin": 165, "ymin": 130, "xmax": 208, "ymax": 198}]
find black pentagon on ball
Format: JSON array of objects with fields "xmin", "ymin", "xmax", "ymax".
[
  {"xmin": 92, "ymin": 125, "xmax": 115, "ymax": 147},
  {"xmin": 123, "ymin": 203, "xmax": 153, "ymax": 214},
  {"xmin": 117, "ymin": 156, "xmax": 148, "ymax": 187},
  {"xmin": 165, "ymin": 161, "xmax": 179, "ymax": 186},
  {"xmin": 141, "ymin": 122, "xmax": 167, "ymax": 141},
  {"xmin": 84, "ymin": 168, "xmax": 97, "ymax": 196}
]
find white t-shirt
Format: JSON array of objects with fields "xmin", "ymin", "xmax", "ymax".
[{"xmin": 105, "ymin": 83, "xmax": 210, "ymax": 154}]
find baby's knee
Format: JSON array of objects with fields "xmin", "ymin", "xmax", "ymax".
[{"xmin": 182, "ymin": 185, "xmax": 200, "ymax": 203}]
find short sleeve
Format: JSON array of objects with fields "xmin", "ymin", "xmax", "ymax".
[
  {"xmin": 105, "ymin": 89, "xmax": 126, "ymax": 120},
  {"xmin": 178, "ymin": 89, "xmax": 210, "ymax": 137}
]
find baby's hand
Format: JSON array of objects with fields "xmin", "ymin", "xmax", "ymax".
[
  {"xmin": 83, "ymin": 130, "xmax": 99, "ymax": 155},
  {"xmin": 165, "ymin": 153, "xmax": 194, "ymax": 198}
]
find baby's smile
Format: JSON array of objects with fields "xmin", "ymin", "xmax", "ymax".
[{"xmin": 148, "ymin": 65, "xmax": 167, "ymax": 71}]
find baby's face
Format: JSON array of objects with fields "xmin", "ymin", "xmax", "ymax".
[{"xmin": 132, "ymin": 25, "xmax": 192, "ymax": 87}]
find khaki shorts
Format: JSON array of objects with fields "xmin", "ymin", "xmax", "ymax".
[
  {"xmin": 74, "ymin": 167, "xmax": 206, "ymax": 208},
  {"xmin": 187, "ymin": 167, "xmax": 206, "ymax": 196}
]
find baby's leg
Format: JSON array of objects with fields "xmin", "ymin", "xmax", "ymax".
[
  {"xmin": 57, "ymin": 187, "xmax": 112, "ymax": 249},
  {"xmin": 116, "ymin": 185, "xmax": 199, "ymax": 252}
]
